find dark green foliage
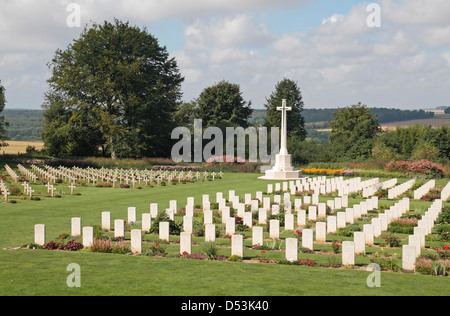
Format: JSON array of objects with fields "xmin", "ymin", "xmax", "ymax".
[
  {"xmin": 197, "ymin": 80, "xmax": 253, "ymax": 129},
  {"xmin": 1, "ymin": 110, "xmax": 42, "ymax": 140},
  {"xmin": 0, "ymin": 81, "xmax": 9, "ymax": 145},
  {"xmin": 376, "ymin": 125, "xmax": 450, "ymax": 161},
  {"xmin": 150, "ymin": 214, "xmax": 182, "ymax": 235},
  {"xmin": 42, "ymin": 19, "xmax": 184, "ymax": 158},
  {"xmin": 264, "ymin": 78, "xmax": 306, "ymax": 141},
  {"xmin": 329, "ymin": 103, "xmax": 381, "ymax": 160}
]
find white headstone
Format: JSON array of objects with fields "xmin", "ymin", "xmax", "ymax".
[
  {"xmin": 252, "ymin": 226, "xmax": 264, "ymax": 247},
  {"xmin": 131, "ymin": 229, "xmax": 142, "ymax": 253},
  {"xmin": 101, "ymin": 212, "xmax": 111, "ymax": 230},
  {"xmin": 205, "ymin": 224, "xmax": 216, "ymax": 242},
  {"xmin": 327, "ymin": 216, "xmax": 337, "ymax": 234},
  {"xmin": 231, "ymin": 234, "xmax": 243, "ymax": 257},
  {"xmin": 82, "ymin": 226, "xmax": 94, "ymax": 247},
  {"xmin": 363, "ymin": 224, "xmax": 374, "ymax": 245},
  {"xmin": 285, "ymin": 214, "xmax": 294, "ymax": 231},
  {"xmin": 71, "ymin": 217, "xmax": 82, "ymax": 237},
  {"xmin": 342, "ymin": 241, "xmax": 355, "ymax": 265},
  {"xmin": 269, "ymin": 219, "xmax": 280, "ymax": 239},
  {"xmin": 128, "ymin": 207, "xmax": 137, "ymax": 223},
  {"xmin": 308, "ymin": 206, "xmax": 317, "ymax": 221},
  {"xmin": 258, "ymin": 208, "xmax": 267, "ymax": 224},
  {"xmin": 180, "ymin": 232, "xmax": 192, "ymax": 255},
  {"xmin": 318, "ymin": 203, "xmax": 327, "ymax": 218},
  {"xmin": 150, "ymin": 203, "xmax": 158, "ymax": 218},
  {"xmin": 204, "ymin": 210, "xmax": 213, "ymax": 224},
  {"xmin": 302, "ymin": 229, "xmax": 313, "ymax": 250},
  {"xmin": 402, "ymin": 245, "xmax": 416, "ymax": 271},
  {"xmin": 142, "ymin": 213, "xmax": 151, "ymax": 233},
  {"xmin": 297, "ymin": 210, "xmax": 306, "ymax": 227},
  {"xmin": 286, "ymin": 238, "xmax": 298, "ymax": 262},
  {"xmin": 226, "ymin": 217, "xmax": 235, "ymax": 235},
  {"xmin": 315, "ymin": 222, "xmax": 327, "ymax": 242},
  {"xmin": 34, "ymin": 224, "xmax": 46, "ymax": 246},
  {"xmin": 222, "ymin": 206, "xmax": 230, "ymax": 224},
  {"xmin": 183, "ymin": 216, "xmax": 193, "ymax": 233},
  {"xmin": 159, "ymin": 222, "xmax": 170, "ymax": 242},
  {"xmin": 114, "ymin": 220, "xmax": 124, "ymax": 238},
  {"xmin": 354, "ymin": 231, "xmax": 365, "ymax": 254},
  {"xmin": 408, "ymin": 235, "xmax": 421, "ymax": 258}
]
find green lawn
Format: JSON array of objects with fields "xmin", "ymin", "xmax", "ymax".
[{"xmin": 0, "ymin": 172, "xmax": 449, "ymax": 296}]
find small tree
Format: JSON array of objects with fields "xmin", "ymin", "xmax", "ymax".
[
  {"xmin": 329, "ymin": 103, "xmax": 381, "ymax": 160},
  {"xmin": 0, "ymin": 80, "xmax": 9, "ymax": 148},
  {"xmin": 196, "ymin": 80, "xmax": 253, "ymax": 129},
  {"xmin": 264, "ymin": 78, "xmax": 306, "ymax": 140}
]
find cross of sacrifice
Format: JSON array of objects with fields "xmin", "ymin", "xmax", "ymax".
[{"xmin": 276, "ymin": 99, "xmax": 291, "ymax": 156}]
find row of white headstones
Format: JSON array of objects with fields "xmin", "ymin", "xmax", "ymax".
[
  {"xmin": 39, "ymin": 164, "xmax": 222, "ymax": 186},
  {"xmin": 33, "ymin": 176, "xmax": 449, "ymax": 271}
]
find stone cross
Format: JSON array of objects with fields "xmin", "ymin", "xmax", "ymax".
[
  {"xmin": 3, "ymin": 190, "xmax": 10, "ymax": 203},
  {"xmin": 69, "ymin": 183, "xmax": 76, "ymax": 195},
  {"xmin": 45, "ymin": 182, "xmax": 51, "ymax": 193},
  {"xmin": 276, "ymin": 99, "xmax": 291, "ymax": 155}
]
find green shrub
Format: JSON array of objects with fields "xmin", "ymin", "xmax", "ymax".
[
  {"xmin": 227, "ymin": 255, "xmax": 242, "ymax": 262},
  {"xmin": 202, "ymin": 242, "xmax": 219, "ymax": 260},
  {"xmin": 335, "ymin": 228, "xmax": 353, "ymax": 237},
  {"xmin": 434, "ymin": 224, "xmax": 450, "ymax": 242},
  {"xmin": 374, "ymin": 257, "xmax": 401, "ymax": 272},
  {"xmin": 111, "ymin": 241, "xmax": 131, "ymax": 254},
  {"xmin": 388, "ymin": 218, "xmax": 418, "ymax": 235},
  {"xmin": 436, "ymin": 207, "xmax": 450, "ymax": 225},
  {"xmin": 382, "ymin": 234, "xmax": 401, "ymax": 247},
  {"xmin": 150, "ymin": 215, "xmax": 182, "ymax": 235},
  {"xmin": 148, "ymin": 242, "xmax": 167, "ymax": 256},
  {"xmin": 331, "ymin": 240, "xmax": 341, "ymax": 254}
]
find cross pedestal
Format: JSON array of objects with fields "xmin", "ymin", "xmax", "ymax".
[{"xmin": 259, "ymin": 99, "xmax": 302, "ymax": 180}]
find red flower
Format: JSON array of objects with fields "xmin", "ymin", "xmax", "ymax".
[
  {"xmin": 155, "ymin": 243, "xmax": 159, "ymax": 246},
  {"xmin": 261, "ymin": 250, "xmax": 265, "ymax": 253},
  {"xmin": 255, "ymin": 255, "xmax": 258, "ymax": 258},
  {"xmin": 444, "ymin": 245, "xmax": 449, "ymax": 250}
]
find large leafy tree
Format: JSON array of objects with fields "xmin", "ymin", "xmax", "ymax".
[
  {"xmin": 264, "ymin": 78, "xmax": 306, "ymax": 140},
  {"xmin": 0, "ymin": 80, "xmax": 9, "ymax": 147},
  {"xmin": 196, "ymin": 80, "xmax": 253, "ymax": 129},
  {"xmin": 42, "ymin": 19, "xmax": 184, "ymax": 158},
  {"xmin": 329, "ymin": 103, "xmax": 381, "ymax": 159}
]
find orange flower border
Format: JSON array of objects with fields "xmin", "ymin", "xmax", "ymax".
[{"xmin": 301, "ymin": 168, "xmax": 344, "ymax": 176}]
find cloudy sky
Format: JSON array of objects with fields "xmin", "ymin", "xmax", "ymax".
[{"xmin": 1, "ymin": 0, "xmax": 449, "ymax": 110}]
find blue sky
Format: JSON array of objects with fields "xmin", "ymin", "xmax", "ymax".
[{"xmin": 1, "ymin": 0, "xmax": 449, "ymax": 110}]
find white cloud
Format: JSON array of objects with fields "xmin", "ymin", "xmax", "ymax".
[{"xmin": 1, "ymin": 0, "xmax": 450, "ymax": 110}]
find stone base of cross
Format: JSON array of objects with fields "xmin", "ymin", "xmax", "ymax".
[{"xmin": 259, "ymin": 99, "xmax": 302, "ymax": 180}]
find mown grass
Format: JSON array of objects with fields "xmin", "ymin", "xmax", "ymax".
[{"xmin": 0, "ymin": 172, "xmax": 449, "ymax": 296}]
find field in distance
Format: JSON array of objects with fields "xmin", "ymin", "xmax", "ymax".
[{"xmin": 1, "ymin": 140, "xmax": 44, "ymax": 155}]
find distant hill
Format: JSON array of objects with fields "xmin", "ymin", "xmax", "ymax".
[
  {"xmin": 248, "ymin": 108, "xmax": 435, "ymax": 128},
  {"xmin": 2, "ymin": 109, "xmax": 43, "ymax": 140},
  {"xmin": 0, "ymin": 107, "xmax": 439, "ymax": 141}
]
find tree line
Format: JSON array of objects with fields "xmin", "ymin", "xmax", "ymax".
[{"xmin": 0, "ymin": 19, "xmax": 448, "ymax": 164}]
